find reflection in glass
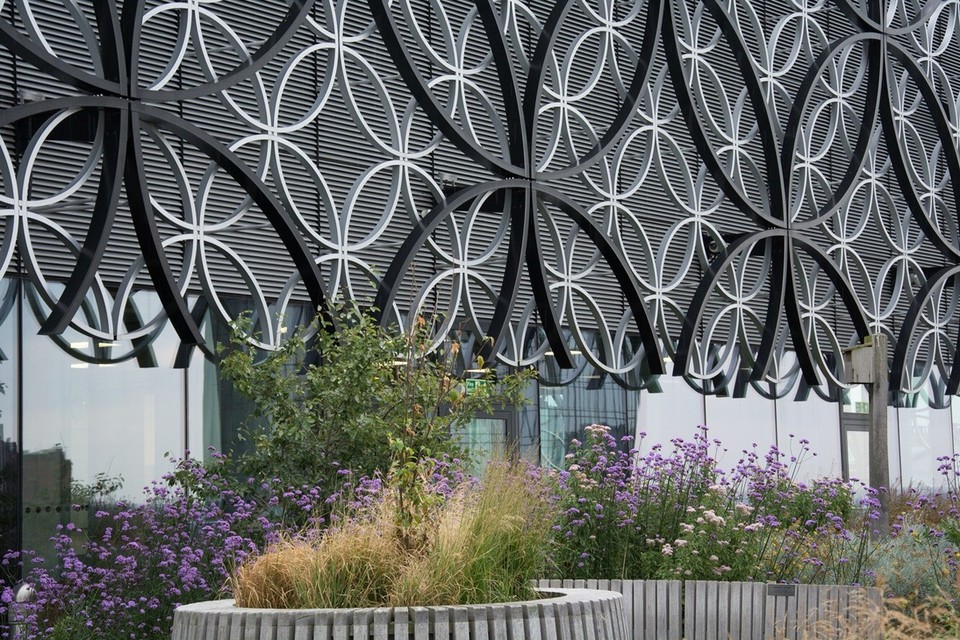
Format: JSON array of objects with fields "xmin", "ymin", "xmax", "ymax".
[
  {"xmin": 454, "ymin": 417, "xmax": 507, "ymax": 473},
  {"xmin": 845, "ymin": 431, "xmax": 870, "ymax": 486},
  {"xmin": 0, "ymin": 279, "xmax": 18, "ymax": 557},
  {"xmin": 775, "ymin": 353, "xmax": 843, "ymax": 480},
  {"xmin": 191, "ymin": 297, "xmax": 314, "ymax": 461},
  {"xmin": 897, "ymin": 382, "xmax": 952, "ymax": 488},
  {"xmin": 637, "ymin": 372, "xmax": 705, "ymax": 455},
  {"xmin": 704, "ymin": 384, "xmax": 777, "ymax": 470},
  {"xmin": 21, "ymin": 287, "xmax": 184, "ymax": 559},
  {"xmin": 538, "ymin": 352, "xmax": 637, "ymax": 469}
]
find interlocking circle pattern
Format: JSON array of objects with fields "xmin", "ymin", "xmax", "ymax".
[{"xmin": 2, "ymin": 0, "xmax": 960, "ymax": 400}]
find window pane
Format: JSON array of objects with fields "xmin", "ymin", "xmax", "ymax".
[{"xmin": 21, "ymin": 288, "xmax": 184, "ymax": 558}]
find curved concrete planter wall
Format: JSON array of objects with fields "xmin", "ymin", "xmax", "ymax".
[{"xmin": 172, "ymin": 588, "xmax": 625, "ymax": 640}]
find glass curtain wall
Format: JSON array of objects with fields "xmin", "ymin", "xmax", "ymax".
[{"xmin": 20, "ymin": 286, "xmax": 185, "ymax": 558}]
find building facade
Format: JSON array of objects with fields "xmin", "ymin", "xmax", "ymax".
[{"xmin": 1, "ymin": 0, "xmax": 960, "ymax": 555}]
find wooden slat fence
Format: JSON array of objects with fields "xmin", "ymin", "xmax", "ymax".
[
  {"xmin": 538, "ymin": 580, "xmax": 682, "ymax": 640},
  {"xmin": 535, "ymin": 580, "xmax": 882, "ymax": 640}
]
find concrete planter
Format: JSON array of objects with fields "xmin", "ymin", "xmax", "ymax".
[{"xmin": 172, "ymin": 588, "xmax": 625, "ymax": 640}]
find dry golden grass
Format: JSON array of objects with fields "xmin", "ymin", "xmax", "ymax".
[
  {"xmin": 867, "ymin": 596, "xmax": 960, "ymax": 639},
  {"xmin": 810, "ymin": 590, "xmax": 960, "ymax": 639},
  {"xmin": 232, "ymin": 462, "xmax": 553, "ymax": 609},
  {"xmin": 392, "ymin": 463, "xmax": 553, "ymax": 606},
  {"xmin": 233, "ymin": 500, "xmax": 403, "ymax": 609}
]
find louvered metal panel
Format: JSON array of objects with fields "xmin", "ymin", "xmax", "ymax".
[{"xmin": 3, "ymin": 0, "xmax": 960, "ymax": 398}]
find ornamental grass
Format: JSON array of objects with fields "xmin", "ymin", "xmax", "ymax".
[{"xmin": 232, "ymin": 462, "xmax": 554, "ymax": 609}]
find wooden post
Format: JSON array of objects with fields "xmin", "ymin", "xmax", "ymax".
[
  {"xmin": 842, "ymin": 334, "xmax": 890, "ymax": 537},
  {"xmin": 868, "ymin": 334, "xmax": 890, "ymax": 538}
]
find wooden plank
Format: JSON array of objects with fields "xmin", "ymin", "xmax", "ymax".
[
  {"xmin": 751, "ymin": 583, "xmax": 764, "ymax": 640},
  {"xmin": 706, "ymin": 580, "xmax": 718, "ymax": 640},
  {"xmin": 635, "ymin": 580, "xmax": 646, "ymax": 640},
  {"xmin": 600, "ymin": 595, "xmax": 618, "ymax": 640},
  {"xmin": 412, "ymin": 608, "xmax": 430, "ymax": 640},
  {"xmin": 683, "ymin": 581, "xmax": 695, "ymax": 640},
  {"xmin": 470, "ymin": 607, "xmax": 489, "ymax": 640},
  {"xmin": 226, "ymin": 611, "xmax": 243, "ymax": 640},
  {"xmin": 668, "ymin": 581, "xmax": 681, "ymax": 640},
  {"xmin": 241, "ymin": 612, "xmax": 259, "ymax": 640},
  {"xmin": 818, "ymin": 584, "xmax": 829, "ymax": 634},
  {"xmin": 717, "ymin": 581, "xmax": 729, "ymax": 640},
  {"xmin": 579, "ymin": 598, "xmax": 597, "ymax": 640},
  {"xmin": 506, "ymin": 604, "xmax": 526, "ymax": 640},
  {"xmin": 394, "ymin": 609, "xmax": 409, "ymax": 640},
  {"xmin": 450, "ymin": 607, "xmax": 470, "ymax": 640},
  {"xmin": 570, "ymin": 600, "xmax": 586, "ymax": 640},
  {"xmin": 729, "ymin": 582, "xmax": 741, "ymax": 640},
  {"xmin": 847, "ymin": 589, "xmax": 866, "ymax": 636},
  {"xmin": 810, "ymin": 587, "xmax": 822, "ymax": 639},
  {"xmin": 786, "ymin": 588, "xmax": 798, "ymax": 640},
  {"xmin": 489, "ymin": 605, "xmax": 508, "ymax": 640},
  {"xmin": 765, "ymin": 586, "xmax": 777, "ymax": 640},
  {"xmin": 292, "ymin": 614, "xmax": 312, "ymax": 640},
  {"xmin": 276, "ymin": 611, "xmax": 298, "ymax": 640},
  {"xmin": 591, "ymin": 596, "xmax": 607, "ymax": 640},
  {"xmin": 432, "ymin": 608, "xmax": 450, "ymax": 640},
  {"xmin": 794, "ymin": 585, "xmax": 808, "ymax": 637},
  {"xmin": 180, "ymin": 612, "xmax": 195, "ymax": 640},
  {"xmin": 869, "ymin": 587, "xmax": 884, "ymax": 640},
  {"xmin": 373, "ymin": 608, "xmax": 391, "ymax": 640},
  {"xmin": 255, "ymin": 612, "xmax": 272, "ymax": 640},
  {"xmin": 652, "ymin": 581, "xmax": 666, "ymax": 640},
  {"xmin": 838, "ymin": 584, "xmax": 849, "ymax": 637},
  {"xmin": 524, "ymin": 604, "xmax": 542, "ymax": 640},
  {"xmin": 331, "ymin": 611, "xmax": 350, "ymax": 640},
  {"xmin": 216, "ymin": 610, "xmax": 231, "ymax": 640},
  {"xmin": 697, "ymin": 581, "xmax": 708, "ymax": 639},
  {"xmin": 805, "ymin": 584, "xmax": 818, "ymax": 636},
  {"xmin": 541, "ymin": 601, "xmax": 558, "ymax": 640},
  {"xmin": 645, "ymin": 580, "xmax": 656, "ymax": 639},
  {"xmin": 557, "ymin": 602, "xmax": 573, "ymax": 640},
  {"xmin": 352, "ymin": 609, "xmax": 371, "ymax": 640},
  {"xmin": 616, "ymin": 579, "xmax": 633, "ymax": 639}
]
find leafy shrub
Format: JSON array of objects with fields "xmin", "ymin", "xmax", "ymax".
[
  {"xmin": 869, "ymin": 516, "xmax": 957, "ymax": 605},
  {"xmin": 216, "ymin": 307, "xmax": 532, "ymax": 525}
]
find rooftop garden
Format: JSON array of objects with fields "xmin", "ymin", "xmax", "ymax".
[{"xmin": 3, "ymin": 310, "xmax": 960, "ymax": 638}]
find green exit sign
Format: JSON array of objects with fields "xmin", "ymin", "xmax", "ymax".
[{"xmin": 464, "ymin": 378, "xmax": 488, "ymax": 395}]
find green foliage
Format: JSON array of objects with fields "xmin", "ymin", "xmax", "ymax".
[
  {"xmin": 548, "ymin": 426, "xmax": 875, "ymax": 585},
  {"xmin": 870, "ymin": 517, "xmax": 958, "ymax": 606},
  {"xmin": 215, "ymin": 306, "xmax": 534, "ymax": 529}
]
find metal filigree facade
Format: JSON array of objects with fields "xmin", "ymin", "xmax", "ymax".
[{"xmin": 2, "ymin": 0, "xmax": 960, "ymax": 400}]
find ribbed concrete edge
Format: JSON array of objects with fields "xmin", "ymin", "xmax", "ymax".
[{"xmin": 172, "ymin": 588, "xmax": 625, "ymax": 640}]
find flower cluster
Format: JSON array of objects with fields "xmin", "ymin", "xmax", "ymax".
[
  {"xmin": 12, "ymin": 428, "xmax": 960, "ymax": 638},
  {"xmin": 547, "ymin": 425, "xmax": 874, "ymax": 583},
  {"xmin": 0, "ymin": 450, "xmax": 475, "ymax": 640},
  {"xmin": 0, "ymin": 453, "xmax": 357, "ymax": 640}
]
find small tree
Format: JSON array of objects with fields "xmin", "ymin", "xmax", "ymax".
[{"xmin": 216, "ymin": 306, "xmax": 534, "ymax": 531}]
